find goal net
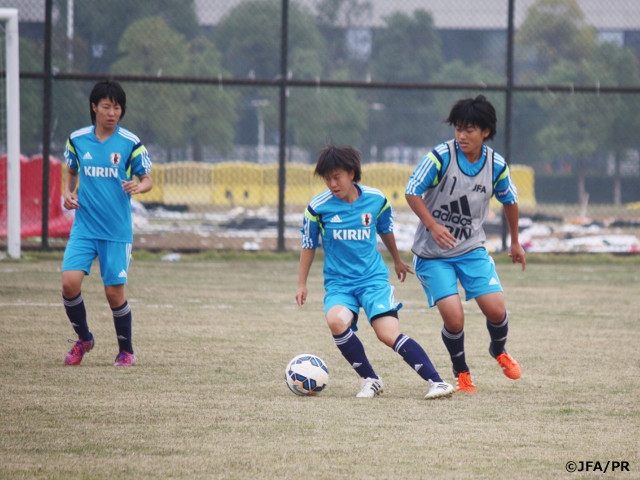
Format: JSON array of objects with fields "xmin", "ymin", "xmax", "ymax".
[{"xmin": 0, "ymin": 9, "xmax": 20, "ymax": 259}]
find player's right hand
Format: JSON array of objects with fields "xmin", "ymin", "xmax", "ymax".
[
  {"xmin": 429, "ymin": 222, "xmax": 457, "ymax": 249},
  {"xmin": 295, "ymin": 287, "xmax": 307, "ymax": 307}
]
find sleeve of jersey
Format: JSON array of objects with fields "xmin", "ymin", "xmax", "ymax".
[
  {"xmin": 127, "ymin": 142, "xmax": 152, "ymax": 178},
  {"xmin": 64, "ymin": 138, "xmax": 78, "ymax": 170},
  {"xmin": 493, "ymin": 161, "xmax": 519, "ymax": 205},
  {"xmin": 376, "ymin": 199, "xmax": 394, "ymax": 234},
  {"xmin": 405, "ymin": 150, "xmax": 442, "ymax": 196},
  {"xmin": 300, "ymin": 206, "xmax": 321, "ymax": 249}
]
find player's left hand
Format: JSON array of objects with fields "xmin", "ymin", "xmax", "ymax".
[
  {"xmin": 509, "ymin": 242, "xmax": 526, "ymax": 271},
  {"xmin": 394, "ymin": 261, "xmax": 414, "ymax": 282}
]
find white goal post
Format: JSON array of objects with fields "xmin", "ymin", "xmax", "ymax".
[{"xmin": 1, "ymin": 8, "xmax": 20, "ymax": 259}]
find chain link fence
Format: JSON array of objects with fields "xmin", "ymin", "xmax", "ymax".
[{"xmin": 2, "ymin": 0, "xmax": 640, "ymax": 254}]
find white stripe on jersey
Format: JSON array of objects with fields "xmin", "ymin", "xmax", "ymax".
[
  {"xmin": 434, "ymin": 143, "xmax": 449, "ymax": 155},
  {"xmin": 118, "ymin": 127, "xmax": 141, "ymax": 144},
  {"xmin": 309, "ymin": 189, "xmax": 334, "ymax": 210},
  {"xmin": 407, "ymin": 155, "xmax": 438, "ymax": 194},
  {"xmin": 411, "ymin": 143, "xmax": 448, "ymax": 189},
  {"xmin": 69, "ymin": 125, "xmax": 94, "ymax": 139},
  {"xmin": 494, "ymin": 151, "xmax": 507, "ymax": 170},
  {"xmin": 359, "ymin": 185, "xmax": 385, "ymax": 199}
]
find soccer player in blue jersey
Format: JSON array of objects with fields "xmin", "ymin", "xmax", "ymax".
[
  {"xmin": 296, "ymin": 145, "xmax": 454, "ymax": 399},
  {"xmin": 405, "ymin": 95, "xmax": 525, "ymax": 393},
  {"xmin": 61, "ymin": 80, "xmax": 152, "ymax": 367}
]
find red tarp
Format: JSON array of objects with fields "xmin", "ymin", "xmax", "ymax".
[{"xmin": 0, "ymin": 154, "xmax": 74, "ymax": 238}]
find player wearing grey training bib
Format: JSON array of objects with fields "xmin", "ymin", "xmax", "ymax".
[{"xmin": 405, "ymin": 95, "xmax": 526, "ymax": 394}]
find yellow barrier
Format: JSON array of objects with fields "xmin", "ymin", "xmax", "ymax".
[
  {"xmin": 136, "ymin": 162, "xmax": 536, "ymax": 210},
  {"xmin": 310, "ymin": 168, "xmax": 327, "ymax": 197},
  {"xmin": 162, "ymin": 162, "xmax": 214, "ymax": 205},
  {"xmin": 490, "ymin": 164, "xmax": 536, "ymax": 210},
  {"xmin": 263, "ymin": 163, "xmax": 314, "ymax": 207},
  {"xmin": 361, "ymin": 163, "xmax": 415, "ymax": 206},
  {"xmin": 133, "ymin": 166, "xmax": 164, "ymax": 204},
  {"xmin": 211, "ymin": 162, "xmax": 263, "ymax": 207}
]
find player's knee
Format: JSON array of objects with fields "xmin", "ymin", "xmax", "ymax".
[
  {"xmin": 326, "ymin": 306, "xmax": 355, "ymax": 334},
  {"xmin": 484, "ymin": 306, "xmax": 506, "ymax": 323},
  {"xmin": 371, "ymin": 311, "xmax": 400, "ymax": 347},
  {"xmin": 104, "ymin": 286, "xmax": 126, "ymax": 309},
  {"xmin": 61, "ymin": 280, "xmax": 80, "ymax": 299}
]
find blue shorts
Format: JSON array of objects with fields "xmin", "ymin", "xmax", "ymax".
[
  {"xmin": 413, "ymin": 248, "xmax": 503, "ymax": 307},
  {"xmin": 62, "ymin": 237, "xmax": 132, "ymax": 286},
  {"xmin": 324, "ymin": 280, "xmax": 402, "ymax": 331}
]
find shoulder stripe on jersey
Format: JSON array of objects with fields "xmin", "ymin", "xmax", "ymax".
[
  {"xmin": 493, "ymin": 151, "xmax": 507, "ymax": 168},
  {"xmin": 117, "ymin": 127, "xmax": 142, "ymax": 144},
  {"xmin": 69, "ymin": 125, "xmax": 93, "ymax": 139},
  {"xmin": 309, "ymin": 189, "xmax": 333, "ymax": 210},
  {"xmin": 434, "ymin": 142, "xmax": 449, "ymax": 156},
  {"xmin": 406, "ymin": 151, "xmax": 441, "ymax": 194},
  {"xmin": 357, "ymin": 185, "xmax": 391, "ymax": 221},
  {"xmin": 360, "ymin": 185, "xmax": 385, "ymax": 198}
]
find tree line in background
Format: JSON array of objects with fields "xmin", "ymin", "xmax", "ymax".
[{"xmin": 11, "ymin": 0, "xmax": 640, "ymax": 205}]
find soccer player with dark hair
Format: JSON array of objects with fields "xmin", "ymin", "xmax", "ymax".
[
  {"xmin": 61, "ymin": 80, "xmax": 152, "ymax": 367},
  {"xmin": 296, "ymin": 144, "xmax": 454, "ymax": 399},
  {"xmin": 405, "ymin": 95, "xmax": 526, "ymax": 393}
]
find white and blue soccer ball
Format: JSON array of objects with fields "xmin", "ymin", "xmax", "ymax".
[{"xmin": 285, "ymin": 354, "xmax": 329, "ymax": 396}]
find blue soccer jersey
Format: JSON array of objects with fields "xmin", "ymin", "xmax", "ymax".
[
  {"xmin": 301, "ymin": 184, "xmax": 394, "ymax": 288},
  {"xmin": 64, "ymin": 125, "xmax": 151, "ymax": 242}
]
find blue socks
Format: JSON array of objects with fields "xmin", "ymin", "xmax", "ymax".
[{"xmin": 394, "ymin": 334, "xmax": 442, "ymax": 382}]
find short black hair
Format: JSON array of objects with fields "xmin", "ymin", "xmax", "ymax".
[
  {"xmin": 446, "ymin": 94, "xmax": 497, "ymax": 140},
  {"xmin": 89, "ymin": 80, "xmax": 126, "ymax": 125},
  {"xmin": 314, "ymin": 144, "xmax": 362, "ymax": 183}
]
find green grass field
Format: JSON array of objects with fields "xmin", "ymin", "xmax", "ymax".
[{"xmin": 1, "ymin": 253, "xmax": 638, "ymax": 479}]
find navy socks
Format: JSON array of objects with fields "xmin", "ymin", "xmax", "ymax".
[
  {"xmin": 441, "ymin": 326, "xmax": 469, "ymax": 375},
  {"xmin": 487, "ymin": 313, "xmax": 509, "ymax": 357},
  {"xmin": 63, "ymin": 293, "xmax": 92, "ymax": 341},
  {"xmin": 394, "ymin": 334, "xmax": 442, "ymax": 382},
  {"xmin": 64, "ymin": 294, "xmax": 134, "ymax": 353},
  {"xmin": 333, "ymin": 329, "xmax": 377, "ymax": 379},
  {"xmin": 112, "ymin": 301, "xmax": 133, "ymax": 354}
]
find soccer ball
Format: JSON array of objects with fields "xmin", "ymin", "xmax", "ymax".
[{"xmin": 285, "ymin": 354, "xmax": 329, "ymax": 396}]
